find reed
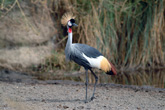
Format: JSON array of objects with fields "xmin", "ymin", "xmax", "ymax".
[{"xmin": 44, "ymin": 0, "xmax": 165, "ymax": 71}]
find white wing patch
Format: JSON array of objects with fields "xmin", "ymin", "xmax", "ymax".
[{"xmin": 82, "ymin": 53, "xmax": 103, "ymax": 69}]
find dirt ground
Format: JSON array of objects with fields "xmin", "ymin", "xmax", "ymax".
[
  {"xmin": 0, "ymin": 69, "xmax": 165, "ymax": 110},
  {"xmin": 0, "ymin": 81, "xmax": 164, "ymax": 110}
]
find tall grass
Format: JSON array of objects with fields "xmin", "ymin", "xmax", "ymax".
[{"xmin": 56, "ymin": 0, "xmax": 165, "ymax": 70}]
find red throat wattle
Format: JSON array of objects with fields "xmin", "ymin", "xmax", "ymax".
[{"xmin": 68, "ymin": 28, "xmax": 72, "ymax": 33}]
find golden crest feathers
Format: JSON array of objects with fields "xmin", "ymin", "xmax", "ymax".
[{"xmin": 61, "ymin": 12, "xmax": 75, "ymax": 26}]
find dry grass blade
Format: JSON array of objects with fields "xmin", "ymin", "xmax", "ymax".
[{"xmin": 0, "ymin": 0, "xmax": 17, "ymax": 18}]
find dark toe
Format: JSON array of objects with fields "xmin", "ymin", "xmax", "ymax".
[{"xmin": 90, "ymin": 96, "xmax": 95, "ymax": 101}]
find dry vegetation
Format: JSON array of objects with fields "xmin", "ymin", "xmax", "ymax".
[
  {"xmin": 40, "ymin": 0, "xmax": 165, "ymax": 72},
  {"xmin": 0, "ymin": 0, "xmax": 164, "ymax": 85}
]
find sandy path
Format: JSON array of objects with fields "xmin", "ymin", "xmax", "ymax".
[{"xmin": 0, "ymin": 81, "xmax": 164, "ymax": 110}]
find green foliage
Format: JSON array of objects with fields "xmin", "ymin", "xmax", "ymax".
[
  {"xmin": 0, "ymin": 0, "xmax": 15, "ymax": 6},
  {"xmin": 0, "ymin": 0, "xmax": 16, "ymax": 17}
]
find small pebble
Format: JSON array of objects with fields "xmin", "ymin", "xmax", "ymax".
[{"xmin": 63, "ymin": 105, "xmax": 69, "ymax": 109}]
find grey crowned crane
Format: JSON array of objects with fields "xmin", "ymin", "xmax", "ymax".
[{"xmin": 61, "ymin": 13, "xmax": 117, "ymax": 103}]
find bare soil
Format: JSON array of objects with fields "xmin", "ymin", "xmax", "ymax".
[{"xmin": 0, "ymin": 70, "xmax": 165, "ymax": 110}]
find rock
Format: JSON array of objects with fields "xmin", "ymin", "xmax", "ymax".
[{"xmin": 63, "ymin": 105, "xmax": 69, "ymax": 109}]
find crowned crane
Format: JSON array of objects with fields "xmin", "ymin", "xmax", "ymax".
[{"xmin": 61, "ymin": 13, "xmax": 117, "ymax": 103}]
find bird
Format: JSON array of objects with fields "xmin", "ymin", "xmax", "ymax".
[{"xmin": 61, "ymin": 12, "xmax": 117, "ymax": 103}]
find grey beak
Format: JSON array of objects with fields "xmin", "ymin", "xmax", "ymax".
[{"xmin": 72, "ymin": 23, "xmax": 78, "ymax": 26}]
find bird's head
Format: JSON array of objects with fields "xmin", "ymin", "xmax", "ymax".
[
  {"xmin": 61, "ymin": 12, "xmax": 78, "ymax": 28},
  {"xmin": 67, "ymin": 19, "xmax": 78, "ymax": 28}
]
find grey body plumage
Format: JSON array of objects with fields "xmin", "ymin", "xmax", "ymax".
[{"xmin": 65, "ymin": 42, "xmax": 102, "ymax": 69}]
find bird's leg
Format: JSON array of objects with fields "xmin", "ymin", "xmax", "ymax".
[
  {"xmin": 90, "ymin": 69, "xmax": 98, "ymax": 101},
  {"xmin": 85, "ymin": 69, "xmax": 88, "ymax": 103}
]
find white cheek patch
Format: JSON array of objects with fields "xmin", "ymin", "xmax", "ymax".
[
  {"xmin": 82, "ymin": 53, "xmax": 103, "ymax": 69},
  {"xmin": 68, "ymin": 21, "xmax": 72, "ymax": 26}
]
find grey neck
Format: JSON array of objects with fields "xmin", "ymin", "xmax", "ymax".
[
  {"xmin": 65, "ymin": 27, "xmax": 73, "ymax": 60},
  {"xmin": 66, "ymin": 27, "xmax": 72, "ymax": 47}
]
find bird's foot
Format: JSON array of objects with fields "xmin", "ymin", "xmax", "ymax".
[
  {"xmin": 84, "ymin": 97, "xmax": 96, "ymax": 103},
  {"xmin": 84, "ymin": 100, "xmax": 89, "ymax": 103},
  {"xmin": 90, "ymin": 96, "xmax": 95, "ymax": 101}
]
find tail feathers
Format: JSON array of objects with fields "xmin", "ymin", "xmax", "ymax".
[{"xmin": 106, "ymin": 61, "xmax": 117, "ymax": 75}]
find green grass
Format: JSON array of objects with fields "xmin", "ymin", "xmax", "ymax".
[{"xmin": 0, "ymin": 0, "xmax": 15, "ymax": 6}]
